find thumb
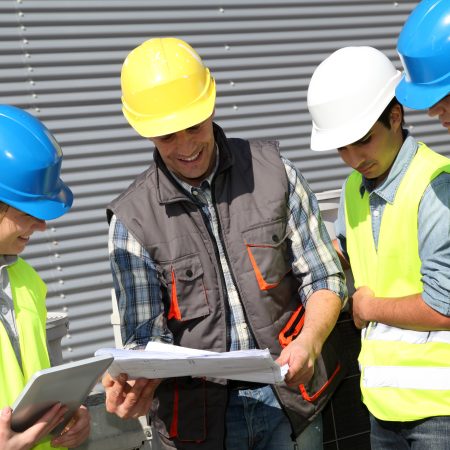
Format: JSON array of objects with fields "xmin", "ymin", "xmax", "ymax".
[{"xmin": 0, "ymin": 406, "xmax": 12, "ymax": 424}]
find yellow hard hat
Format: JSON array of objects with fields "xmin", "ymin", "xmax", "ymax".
[{"xmin": 121, "ymin": 37, "xmax": 216, "ymax": 137}]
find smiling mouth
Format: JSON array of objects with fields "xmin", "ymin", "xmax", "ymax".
[{"xmin": 178, "ymin": 150, "xmax": 202, "ymax": 162}]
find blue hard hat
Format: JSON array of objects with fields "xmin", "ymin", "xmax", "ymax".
[
  {"xmin": 396, "ymin": 0, "xmax": 450, "ymax": 109},
  {"xmin": 0, "ymin": 105, "xmax": 73, "ymax": 220}
]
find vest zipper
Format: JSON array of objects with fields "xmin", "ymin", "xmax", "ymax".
[
  {"xmin": 210, "ymin": 187, "xmax": 261, "ymax": 351},
  {"xmin": 192, "ymin": 195, "xmax": 232, "ymax": 351}
]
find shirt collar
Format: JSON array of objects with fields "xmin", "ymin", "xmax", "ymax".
[
  {"xmin": 0, "ymin": 255, "xmax": 18, "ymax": 284},
  {"xmin": 0, "ymin": 255, "xmax": 18, "ymax": 269},
  {"xmin": 359, "ymin": 132, "xmax": 418, "ymax": 204}
]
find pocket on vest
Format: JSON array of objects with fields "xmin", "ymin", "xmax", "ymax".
[
  {"xmin": 300, "ymin": 327, "xmax": 347, "ymax": 403},
  {"xmin": 243, "ymin": 218, "xmax": 291, "ymax": 290},
  {"xmin": 161, "ymin": 254, "xmax": 210, "ymax": 321},
  {"xmin": 278, "ymin": 307, "xmax": 346, "ymax": 403}
]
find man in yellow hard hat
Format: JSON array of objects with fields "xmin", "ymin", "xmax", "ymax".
[
  {"xmin": 307, "ymin": 46, "xmax": 450, "ymax": 449},
  {"xmin": 102, "ymin": 37, "xmax": 347, "ymax": 450}
]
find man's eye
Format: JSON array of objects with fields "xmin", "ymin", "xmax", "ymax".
[
  {"xmin": 357, "ymin": 135, "xmax": 372, "ymax": 145},
  {"xmin": 160, "ymin": 134, "xmax": 174, "ymax": 142}
]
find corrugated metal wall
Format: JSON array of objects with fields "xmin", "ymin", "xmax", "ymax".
[{"xmin": 4, "ymin": 0, "xmax": 442, "ymax": 363}]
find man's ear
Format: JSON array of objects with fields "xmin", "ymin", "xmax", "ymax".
[{"xmin": 390, "ymin": 104, "xmax": 403, "ymax": 131}]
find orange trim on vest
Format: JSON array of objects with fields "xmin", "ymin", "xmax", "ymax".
[
  {"xmin": 246, "ymin": 245, "xmax": 281, "ymax": 290},
  {"xmin": 169, "ymin": 381, "xmax": 179, "ymax": 438},
  {"xmin": 299, "ymin": 363, "xmax": 341, "ymax": 403},
  {"xmin": 168, "ymin": 269, "xmax": 182, "ymax": 320},
  {"xmin": 278, "ymin": 305, "xmax": 305, "ymax": 347},
  {"xmin": 279, "ymin": 306, "xmax": 340, "ymax": 402}
]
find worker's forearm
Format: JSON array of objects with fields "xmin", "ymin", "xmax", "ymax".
[{"xmin": 300, "ymin": 289, "xmax": 342, "ymax": 358}]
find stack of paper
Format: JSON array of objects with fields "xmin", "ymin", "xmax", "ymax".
[{"xmin": 95, "ymin": 341, "xmax": 288, "ymax": 384}]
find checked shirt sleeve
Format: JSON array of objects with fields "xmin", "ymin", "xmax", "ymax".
[
  {"xmin": 108, "ymin": 215, "xmax": 174, "ymax": 349},
  {"xmin": 282, "ymin": 157, "xmax": 347, "ymax": 306}
]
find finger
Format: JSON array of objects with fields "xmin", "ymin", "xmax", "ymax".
[
  {"xmin": 23, "ymin": 403, "xmax": 66, "ymax": 444},
  {"xmin": 0, "ymin": 406, "xmax": 12, "ymax": 425},
  {"xmin": 59, "ymin": 416, "xmax": 77, "ymax": 436},
  {"xmin": 102, "ymin": 371, "xmax": 126, "ymax": 388},
  {"xmin": 62, "ymin": 406, "xmax": 89, "ymax": 435},
  {"xmin": 116, "ymin": 379, "xmax": 155, "ymax": 419},
  {"xmin": 53, "ymin": 424, "xmax": 90, "ymax": 448},
  {"xmin": 140, "ymin": 379, "xmax": 160, "ymax": 399},
  {"xmin": 105, "ymin": 376, "xmax": 130, "ymax": 413},
  {"xmin": 52, "ymin": 406, "xmax": 90, "ymax": 447},
  {"xmin": 0, "ymin": 408, "xmax": 13, "ymax": 447}
]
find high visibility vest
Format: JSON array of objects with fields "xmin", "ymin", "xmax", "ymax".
[
  {"xmin": 0, "ymin": 258, "xmax": 56, "ymax": 450},
  {"xmin": 345, "ymin": 142, "xmax": 450, "ymax": 421}
]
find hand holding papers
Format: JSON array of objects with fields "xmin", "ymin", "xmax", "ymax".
[{"xmin": 95, "ymin": 342, "xmax": 288, "ymax": 384}]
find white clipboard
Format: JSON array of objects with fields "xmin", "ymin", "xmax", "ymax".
[{"xmin": 11, "ymin": 354, "xmax": 113, "ymax": 433}]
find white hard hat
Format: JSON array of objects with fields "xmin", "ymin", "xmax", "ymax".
[{"xmin": 307, "ymin": 46, "xmax": 402, "ymax": 151}]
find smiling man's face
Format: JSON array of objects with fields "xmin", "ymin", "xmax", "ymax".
[
  {"xmin": 0, "ymin": 206, "xmax": 46, "ymax": 255},
  {"xmin": 150, "ymin": 115, "xmax": 216, "ymax": 187}
]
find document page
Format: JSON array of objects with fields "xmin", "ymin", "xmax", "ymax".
[{"xmin": 95, "ymin": 342, "xmax": 288, "ymax": 384}]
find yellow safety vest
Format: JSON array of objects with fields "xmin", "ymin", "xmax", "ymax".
[
  {"xmin": 0, "ymin": 258, "xmax": 56, "ymax": 450},
  {"xmin": 345, "ymin": 142, "xmax": 450, "ymax": 421}
]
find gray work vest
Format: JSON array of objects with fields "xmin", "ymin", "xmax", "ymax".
[{"xmin": 108, "ymin": 123, "xmax": 345, "ymax": 449}]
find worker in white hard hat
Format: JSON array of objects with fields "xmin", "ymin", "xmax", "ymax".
[
  {"xmin": 102, "ymin": 37, "xmax": 348, "ymax": 450},
  {"xmin": 307, "ymin": 46, "xmax": 450, "ymax": 449}
]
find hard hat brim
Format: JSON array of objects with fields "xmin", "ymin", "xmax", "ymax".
[
  {"xmin": 396, "ymin": 74, "xmax": 450, "ymax": 110},
  {"xmin": 0, "ymin": 181, "xmax": 73, "ymax": 220},
  {"xmin": 123, "ymin": 79, "xmax": 216, "ymax": 138}
]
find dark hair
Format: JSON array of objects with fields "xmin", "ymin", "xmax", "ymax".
[
  {"xmin": 377, "ymin": 97, "xmax": 405, "ymax": 129},
  {"xmin": 0, "ymin": 201, "xmax": 8, "ymax": 213},
  {"xmin": 0, "ymin": 201, "xmax": 9, "ymax": 223}
]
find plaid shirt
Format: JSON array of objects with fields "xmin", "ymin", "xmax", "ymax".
[{"xmin": 109, "ymin": 156, "xmax": 347, "ymax": 349}]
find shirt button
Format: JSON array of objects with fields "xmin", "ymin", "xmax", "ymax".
[
  {"xmin": 186, "ymin": 269, "xmax": 193, "ymax": 277},
  {"xmin": 192, "ymin": 190, "xmax": 198, "ymax": 196}
]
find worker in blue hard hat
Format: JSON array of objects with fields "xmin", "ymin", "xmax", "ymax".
[
  {"xmin": 396, "ymin": 0, "xmax": 450, "ymax": 132},
  {"xmin": 0, "ymin": 105, "xmax": 90, "ymax": 450}
]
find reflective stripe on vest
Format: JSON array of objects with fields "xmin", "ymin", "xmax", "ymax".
[
  {"xmin": 0, "ymin": 258, "xmax": 54, "ymax": 450},
  {"xmin": 345, "ymin": 142, "xmax": 450, "ymax": 421}
]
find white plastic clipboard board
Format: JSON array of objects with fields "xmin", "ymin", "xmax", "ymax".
[{"xmin": 11, "ymin": 354, "xmax": 113, "ymax": 434}]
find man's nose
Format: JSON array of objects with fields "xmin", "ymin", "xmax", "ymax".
[
  {"xmin": 342, "ymin": 147, "xmax": 364, "ymax": 169},
  {"xmin": 428, "ymin": 102, "xmax": 444, "ymax": 118},
  {"xmin": 174, "ymin": 130, "xmax": 191, "ymax": 144},
  {"xmin": 33, "ymin": 218, "xmax": 47, "ymax": 231}
]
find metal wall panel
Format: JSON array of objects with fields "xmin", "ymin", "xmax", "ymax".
[
  {"xmin": 2, "ymin": 0, "xmax": 430, "ymax": 365},
  {"xmin": 4, "ymin": 0, "xmax": 442, "ymax": 447}
]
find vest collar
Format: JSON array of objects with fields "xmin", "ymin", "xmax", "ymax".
[
  {"xmin": 0, "ymin": 255, "xmax": 18, "ymax": 276},
  {"xmin": 359, "ymin": 133, "xmax": 418, "ymax": 205},
  {"xmin": 154, "ymin": 122, "xmax": 234, "ymax": 204}
]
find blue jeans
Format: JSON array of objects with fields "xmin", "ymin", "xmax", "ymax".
[
  {"xmin": 370, "ymin": 414, "xmax": 450, "ymax": 450},
  {"xmin": 225, "ymin": 385, "xmax": 323, "ymax": 450}
]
